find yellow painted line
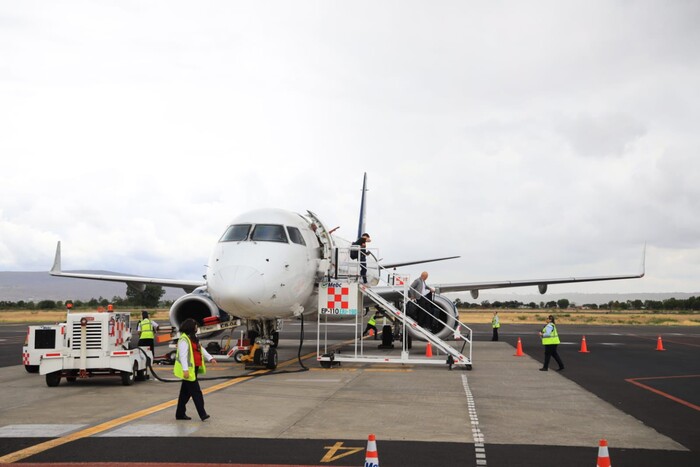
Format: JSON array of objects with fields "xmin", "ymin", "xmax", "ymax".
[{"xmin": 0, "ymin": 369, "xmax": 268, "ymax": 464}]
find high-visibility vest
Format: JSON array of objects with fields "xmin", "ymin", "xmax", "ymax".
[
  {"xmin": 492, "ymin": 316, "xmax": 500, "ymax": 329},
  {"xmin": 368, "ymin": 316, "xmax": 377, "ymax": 326},
  {"xmin": 173, "ymin": 334, "xmax": 207, "ymax": 381},
  {"xmin": 139, "ymin": 319, "xmax": 155, "ymax": 339},
  {"xmin": 541, "ymin": 323, "xmax": 560, "ymax": 345}
]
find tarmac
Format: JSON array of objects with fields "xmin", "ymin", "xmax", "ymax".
[{"xmin": 0, "ymin": 323, "xmax": 698, "ymax": 466}]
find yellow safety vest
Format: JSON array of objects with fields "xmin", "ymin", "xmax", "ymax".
[
  {"xmin": 492, "ymin": 316, "xmax": 500, "ymax": 329},
  {"xmin": 173, "ymin": 334, "xmax": 207, "ymax": 381},
  {"xmin": 368, "ymin": 316, "xmax": 377, "ymax": 326},
  {"xmin": 139, "ymin": 319, "xmax": 155, "ymax": 339},
  {"xmin": 541, "ymin": 323, "xmax": 560, "ymax": 345}
]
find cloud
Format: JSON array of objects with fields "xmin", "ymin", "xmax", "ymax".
[{"xmin": 0, "ymin": 1, "xmax": 698, "ymax": 296}]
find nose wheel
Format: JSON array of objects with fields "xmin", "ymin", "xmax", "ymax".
[{"xmin": 244, "ymin": 338, "xmax": 278, "ymax": 370}]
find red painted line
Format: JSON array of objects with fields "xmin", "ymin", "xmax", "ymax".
[
  {"xmin": 628, "ymin": 374, "xmax": 700, "ymax": 382},
  {"xmin": 16, "ymin": 464, "xmax": 328, "ymax": 467},
  {"xmin": 625, "ymin": 375, "xmax": 700, "ymax": 412}
]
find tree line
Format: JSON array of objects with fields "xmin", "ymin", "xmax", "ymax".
[
  {"xmin": 2, "ymin": 288, "xmax": 698, "ymax": 312},
  {"xmin": 0, "ymin": 285, "xmax": 169, "ymax": 310},
  {"xmin": 455, "ymin": 296, "xmax": 700, "ymax": 311}
]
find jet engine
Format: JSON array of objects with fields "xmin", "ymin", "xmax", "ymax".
[
  {"xmin": 406, "ymin": 294, "xmax": 461, "ymax": 341},
  {"xmin": 168, "ymin": 287, "xmax": 225, "ymax": 331}
]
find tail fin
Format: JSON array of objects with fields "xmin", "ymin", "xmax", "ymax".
[{"xmin": 357, "ymin": 172, "xmax": 368, "ymax": 238}]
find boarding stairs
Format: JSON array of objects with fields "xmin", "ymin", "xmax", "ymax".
[
  {"xmin": 359, "ymin": 284, "xmax": 471, "ymax": 368},
  {"xmin": 316, "ymin": 246, "xmax": 472, "ymax": 369}
]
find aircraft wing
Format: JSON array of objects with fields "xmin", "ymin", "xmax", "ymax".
[
  {"xmin": 381, "ymin": 256, "xmax": 460, "ymax": 269},
  {"xmin": 431, "ymin": 272, "xmax": 645, "ymax": 299},
  {"xmin": 49, "ymin": 242, "xmax": 205, "ymax": 293},
  {"xmin": 370, "ymin": 271, "xmax": 644, "ymax": 302},
  {"xmin": 374, "ymin": 244, "xmax": 645, "ymax": 300}
]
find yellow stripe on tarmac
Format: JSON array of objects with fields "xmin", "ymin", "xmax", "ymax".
[
  {"xmin": 0, "ymin": 347, "xmax": 336, "ymax": 463},
  {"xmin": 0, "ymin": 371, "xmax": 263, "ymax": 464}
]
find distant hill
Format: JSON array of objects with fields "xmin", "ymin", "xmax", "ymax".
[{"xmin": 0, "ymin": 271, "xmax": 184, "ymax": 302}]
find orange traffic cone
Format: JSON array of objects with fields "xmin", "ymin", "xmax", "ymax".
[
  {"xmin": 656, "ymin": 335, "xmax": 666, "ymax": 351},
  {"xmin": 579, "ymin": 336, "xmax": 590, "ymax": 353},
  {"xmin": 514, "ymin": 337, "xmax": 524, "ymax": 356},
  {"xmin": 596, "ymin": 439, "xmax": 611, "ymax": 467},
  {"xmin": 425, "ymin": 342, "xmax": 433, "ymax": 357},
  {"xmin": 364, "ymin": 433, "xmax": 379, "ymax": 467}
]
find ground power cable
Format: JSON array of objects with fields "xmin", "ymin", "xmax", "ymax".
[{"xmin": 136, "ymin": 317, "xmax": 311, "ymax": 383}]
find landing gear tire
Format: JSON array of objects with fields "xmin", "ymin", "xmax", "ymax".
[
  {"xmin": 271, "ymin": 331, "xmax": 279, "ymax": 348},
  {"xmin": 46, "ymin": 371, "xmax": 61, "ymax": 387},
  {"xmin": 121, "ymin": 362, "xmax": 136, "ymax": 386},
  {"xmin": 24, "ymin": 365, "xmax": 39, "ymax": 373},
  {"xmin": 253, "ymin": 348, "xmax": 263, "ymax": 366},
  {"xmin": 266, "ymin": 348, "xmax": 278, "ymax": 370}
]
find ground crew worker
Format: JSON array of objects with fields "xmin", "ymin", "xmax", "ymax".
[
  {"xmin": 137, "ymin": 310, "xmax": 159, "ymax": 355},
  {"xmin": 491, "ymin": 310, "xmax": 500, "ymax": 341},
  {"xmin": 363, "ymin": 313, "xmax": 379, "ymax": 339},
  {"xmin": 538, "ymin": 315, "xmax": 564, "ymax": 371},
  {"xmin": 174, "ymin": 318, "xmax": 217, "ymax": 421}
]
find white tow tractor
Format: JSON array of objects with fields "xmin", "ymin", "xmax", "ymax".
[{"xmin": 39, "ymin": 310, "xmax": 152, "ymax": 387}]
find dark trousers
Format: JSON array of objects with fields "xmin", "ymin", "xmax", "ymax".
[
  {"xmin": 416, "ymin": 292, "xmax": 434, "ymax": 329},
  {"xmin": 491, "ymin": 328, "xmax": 499, "ymax": 341},
  {"xmin": 176, "ymin": 368, "xmax": 207, "ymax": 419},
  {"xmin": 543, "ymin": 345, "xmax": 564, "ymax": 370},
  {"xmin": 138, "ymin": 338, "xmax": 155, "ymax": 356},
  {"xmin": 360, "ymin": 259, "xmax": 367, "ymax": 283}
]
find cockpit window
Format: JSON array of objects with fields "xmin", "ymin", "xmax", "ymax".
[
  {"xmin": 220, "ymin": 224, "xmax": 251, "ymax": 242},
  {"xmin": 251, "ymin": 224, "xmax": 288, "ymax": 243},
  {"xmin": 287, "ymin": 226, "xmax": 306, "ymax": 246}
]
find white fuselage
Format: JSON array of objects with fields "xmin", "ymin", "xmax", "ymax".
[{"xmin": 205, "ymin": 208, "xmax": 327, "ymax": 320}]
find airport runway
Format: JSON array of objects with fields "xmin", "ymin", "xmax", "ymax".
[{"xmin": 0, "ymin": 321, "xmax": 698, "ymax": 466}]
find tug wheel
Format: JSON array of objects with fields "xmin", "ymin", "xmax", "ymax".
[
  {"xmin": 46, "ymin": 371, "xmax": 61, "ymax": 387},
  {"xmin": 121, "ymin": 362, "xmax": 136, "ymax": 386}
]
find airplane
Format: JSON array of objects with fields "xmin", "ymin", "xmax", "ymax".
[{"xmin": 50, "ymin": 173, "xmax": 645, "ymax": 369}]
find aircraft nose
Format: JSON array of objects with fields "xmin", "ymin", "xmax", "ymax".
[{"xmin": 214, "ymin": 265, "xmax": 267, "ymax": 310}]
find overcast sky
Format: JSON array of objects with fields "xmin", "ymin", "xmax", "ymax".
[{"xmin": 1, "ymin": 1, "xmax": 698, "ymax": 299}]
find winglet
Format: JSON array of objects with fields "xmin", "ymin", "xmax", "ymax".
[
  {"xmin": 51, "ymin": 241, "xmax": 62, "ymax": 274},
  {"xmin": 639, "ymin": 242, "xmax": 646, "ymax": 277}
]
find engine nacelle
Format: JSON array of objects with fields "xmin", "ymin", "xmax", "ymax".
[
  {"xmin": 169, "ymin": 288, "xmax": 222, "ymax": 330},
  {"xmin": 407, "ymin": 294, "xmax": 461, "ymax": 341}
]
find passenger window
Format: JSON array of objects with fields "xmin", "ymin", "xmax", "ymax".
[
  {"xmin": 251, "ymin": 224, "xmax": 288, "ymax": 243},
  {"xmin": 287, "ymin": 227, "xmax": 306, "ymax": 246},
  {"xmin": 220, "ymin": 224, "xmax": 251, "ymax": 242}
]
